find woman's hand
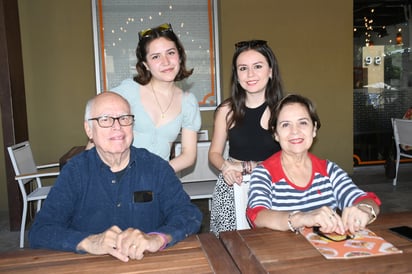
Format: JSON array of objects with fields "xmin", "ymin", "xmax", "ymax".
[
  {"xmin": 297, "ymin": 206, "xmax": 345, "ymax": 235},
  {"xmin": 341, "ymin": 205, "xmax": 371, "ymax": 234},
  {"xmin": 221, "ymin": 160, "xmax": 243, "ymax": 186}
]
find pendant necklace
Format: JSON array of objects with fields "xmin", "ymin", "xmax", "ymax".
[
  {"xmin": 151, "ymin": 82, "xmax": 174, "ymax": 118},
  {"xmin": 281, "ymin": 156, "xmax": 311, "ymax": 188},
  {"xmin": 281, "ymin": 158, "xmax": 296, "ymax": 184},
  {"xmin": 281, "ymin": 155, "xmax": 301, "ymax": 184}
]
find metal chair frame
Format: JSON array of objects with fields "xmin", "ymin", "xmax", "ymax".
[
  {"xmin": 7, "ymin": 141, "xmax": 59, "ymax": 248},
  {"xmin": 391, "ymin": 118, "xmax": 412, "ymax": 186}
]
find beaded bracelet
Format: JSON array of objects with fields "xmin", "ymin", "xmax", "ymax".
[
  {"xmin": 148, "ymin": 232, "xmax": 168, "ymax": 251},
  {"xmin": 241, "ymin": 161, "xmax": 245, "ymax": 175},
  {"xmin": 241, "ymin": 161, "xmax": 253, "ymax": 175},
  {"xmin": 246, "ymin": 161, "xmax": 252, "ymax": 174},
  {"xmin": 287, "ymin": 211, "xmax": 300, "ymax": 234}
]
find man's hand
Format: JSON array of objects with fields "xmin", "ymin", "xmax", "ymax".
[
  {"xmin": 77, "ymin": 225, "xmax": 129, "ymax": 262},
  {"xmin": 116, "ymin": 228, "xmax": 167, "ymax": 260},
  {"xmin": 76, "ymin": 226, "xmax": 169, "ymax": 262}
]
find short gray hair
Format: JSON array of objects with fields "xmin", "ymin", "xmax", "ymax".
[
  {"xmin": 84, "ymin": 96, "xmax": 95, "ymax": 127},
  {"xmin": 84, "ymin": 92, "xmax": 132, "ymax": 127}
]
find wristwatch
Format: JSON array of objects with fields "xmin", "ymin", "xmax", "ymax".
[{"xmin": 357, "ymin": 203, "xmax": 377, "ymax": 224}]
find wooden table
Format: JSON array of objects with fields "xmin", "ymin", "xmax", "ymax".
[
  {"xmin": 0, "ymin": 233, "xmax": 239, "ymax": 274},
  {"xmin": 220, "ymin": 211, "xmax": 412, "ymax": 273}
]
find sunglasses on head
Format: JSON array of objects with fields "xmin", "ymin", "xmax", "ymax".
[
  {"xmin": 235, "ymin": 40, "xmax": 267, "ymax": 49},
  {"xmin": 138, "ymin": 23, "xmax": 173, "ymax": 41}
]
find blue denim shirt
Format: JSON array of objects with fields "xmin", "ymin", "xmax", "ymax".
[{"xmin": 29, "ymin": 147, "xmax": 202, "ymax": 252}]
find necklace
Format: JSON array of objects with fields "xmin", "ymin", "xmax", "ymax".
[
  {"xmin": 281, "ymin": 159, "xmax": 296, "ymax": 183},
  {"xmin": 281, "ymin": 155, "xmax": 301, "ymax": 184},
  {"xmin": 281, "ymin": 156, "xmax": 311, "ymax": 186},
  {"xmin": 151, "ymin": 82, "xmax": 174, "ymax": 118}
]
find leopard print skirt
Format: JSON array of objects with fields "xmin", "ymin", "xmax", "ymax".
[{"xmin": 210, "ymin": 173, "xmax": 237, "ymax": 237}]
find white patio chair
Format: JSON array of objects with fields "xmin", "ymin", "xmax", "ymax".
[
  {"xmin": 391, "ymin": 118, "xmax": 412, "ymax": 186},
  {"xmin": 175, "ymin": 139, "xmax": 228, "ymax": 211},
  {"xmin": 7, "ymin": 141, "xmax": 60, "ymax": 248},
  {"xmin": 175, "ymin": 141, "xmax": 219, "ymax": 210}
]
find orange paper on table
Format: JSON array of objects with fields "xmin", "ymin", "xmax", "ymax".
[{"xmin": 301, "ymin": 227, "xmax": 403, "ymax": 259}]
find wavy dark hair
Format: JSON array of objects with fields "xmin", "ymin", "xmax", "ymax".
[
  {"xmin": 272, "ymin": 94, "xmax": 321, "ymax": 131},
  {"xmin": 133, "ymin": 23, "xmax": 193, "ymax": 85},
  {"xmin": 216, "ymin": 40, "xmax": 284, "ymax": 134}
]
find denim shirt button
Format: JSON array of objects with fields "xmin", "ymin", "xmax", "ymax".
[
  {"xmin": 111, "ymin": 180, "xmax": 116, "ymax": 184},
  {"xmin": 117, "ymin": 203, "xmax": 121, "ymax": 207}
]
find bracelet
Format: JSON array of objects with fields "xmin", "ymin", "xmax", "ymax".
[
  {"xmin": 247, "ymin": 161, "xmax": 252, "ymax": 174},
  {"xmin": 242, "ymin": 161, "xmax": 246, "ymax": 175},
  {"xmin": 148, "ymin": 232, "xmax": 168, "ymax": 251},
  {"xmin": 356, "ymin": 203, "xmax": 377, "ymax": 224},
  {"xmin": 241, "ymin": 161, "xmax": 253, "ymax": 175},
  {"xmin": 287, "ymin": 211, "xmax": 300, "ymax": 234}
]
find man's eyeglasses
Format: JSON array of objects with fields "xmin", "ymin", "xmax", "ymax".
[
  {"xmin": 235, "ymin": 40, "xmax": 267, "ymax": 49},
  {"xmin": 88, "ymin": 115, "xmax": 135, "ymax": 128},
  {"xmin": 138, "ymin": 23, "xmax": 173, "ymax": 40},
  {"xmin": 313, "ymin": 226, "xmax": 354, "ymax": 242}
]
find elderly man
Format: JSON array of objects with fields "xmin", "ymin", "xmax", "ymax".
[{"xmin": 29, "ymin": 92, "xmax": 202, "ymax": 262}]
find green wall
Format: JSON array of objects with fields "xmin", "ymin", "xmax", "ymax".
[{"xmin": 0, "ymin": 0, "xmax": 353, "ymax": 212}]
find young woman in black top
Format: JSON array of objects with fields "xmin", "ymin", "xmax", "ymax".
[{"xmin": 208, "ymin": 40, "xmax": 284, "ymax": 236}]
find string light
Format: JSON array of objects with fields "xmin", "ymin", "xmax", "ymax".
[
  {"xmin": 363, "ymin": 8, "xmax": 375, "ymax": 46},
  {"xmin": 97, "ymin": 0, "xmax": 216, "ymax": 106}
]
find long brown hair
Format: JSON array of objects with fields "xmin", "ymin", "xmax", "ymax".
[{"xmin": 216, "ymin": 40, "xmax": 284, "ymax": 134}]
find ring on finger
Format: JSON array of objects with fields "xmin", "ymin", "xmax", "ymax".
[
  {"xmin": 355, "ymin": 219, "xmax": 361, "ymax": 226},
  {"xmin": 131, "ymin": 244, "xmax": 137, "ymax": 249}
]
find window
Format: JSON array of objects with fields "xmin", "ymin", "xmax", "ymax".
[
  {"xmin": 353, "ymin": 0, "xmax": 412, "ymax": 166},
  {"xmin": 92, "ymin": 0, "xmax": 221, "ymax": 110}
]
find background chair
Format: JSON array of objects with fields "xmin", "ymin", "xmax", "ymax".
[
  {"xmin": 7, "ymin": 141, "xmax": 60, "ymax": 248},
  {"xmin": 391, "ymin": 118, "xmax": 412, "ymax": 186},
  {"xmin": 174, "ymin": 139, "xmax": 228, "ymax": 209},
  {"xmin": 175, "ymin": 139, "xmax": 251, "ymax": 230},
  {"xmin": 175, "ymin": 141, "xmax": 220, "ymax": 210}
]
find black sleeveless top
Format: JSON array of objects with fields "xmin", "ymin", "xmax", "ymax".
[{"xmin": 228, "ymin": 102, "xmax": 280, "ymax": 161}]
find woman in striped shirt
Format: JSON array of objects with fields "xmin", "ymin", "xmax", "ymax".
[{"xmin": 246, "ymin": 94, "xmax": 381, "ymax": 236}]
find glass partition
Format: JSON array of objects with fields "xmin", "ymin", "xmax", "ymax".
[
  {"xmin": 91, "ymin": 0, "xmax": 221, "ymax": 110},
  {"xmin": 353, "ymin": 1, "xmax": 412, "ymax": 166}
]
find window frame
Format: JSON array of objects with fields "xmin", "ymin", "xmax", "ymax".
[{"xmin": 91, "ymin": 0, "xmax": 221, "ymax": 110}]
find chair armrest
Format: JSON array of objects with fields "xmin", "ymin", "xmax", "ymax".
[
  {"xmin": 37, "ymin": 162, "xmax": 59, "ymax": 169},
  {"xmin": 15, "ymin": 170, "xmax": 60, "ymax": 181},
  {"xmin": 36, "ymin": 165, "xmax": 60, "ymax": 174}
]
